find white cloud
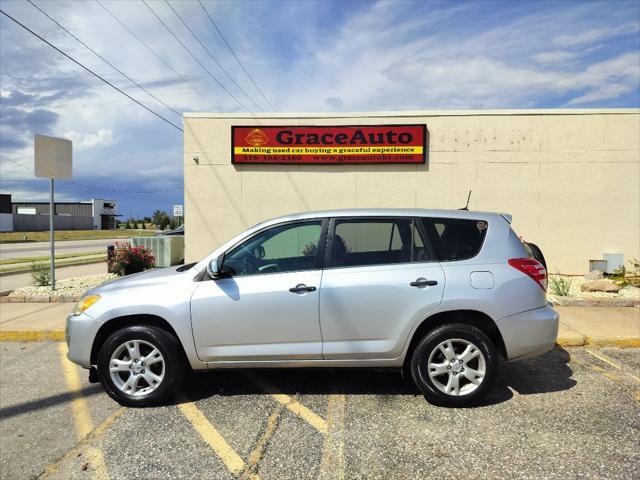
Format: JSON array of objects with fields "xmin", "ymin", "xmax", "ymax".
[
  {"xmin": 533, "ymin": 51, "xmax": 579, "ymax": 64},
  {"xmin": 64, "ymin": 129, "xmax": 114, "ymax": 148},
  {"xmin": 552, "ymin": 23, "xmax": 640, "ymax": 48}
]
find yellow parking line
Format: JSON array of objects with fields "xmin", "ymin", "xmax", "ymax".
[
  {"xmin": 57, "ymin": 343, "xmax": 109, "ymax": 479},
  {"xmin": 58, "ymin": 342, "xmax": 94, "ymax": 439},
  {"xmin": 244, "ymin": 372, "xmax": 328, "ymax": 434},
  {"xmin": 41, "ymin": 408, "xmax": 126, "ymax": 477},
  {"xmin": 319, "ymin": 394, "xmax": 346, "ymax": 480},
  {"xmin": 177, "ymin": 395, "xmax": 257, "ymax": 479},
  {"xmin": 0, "ymin": 330, "xmax": 65, "ymax": 342},
  {"xmin": 585, "ymin": 348, "xmax": 640, "ymax": 383}
]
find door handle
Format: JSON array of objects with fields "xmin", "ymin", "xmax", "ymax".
[
  {"xmin": 289, "ymin": 284, "xmax": 317, "ymax": 293},
  {"xmin": 410, "ymin": 278, "xmax": 438, "ymax": 287}
]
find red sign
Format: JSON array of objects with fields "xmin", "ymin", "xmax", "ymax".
[{"xmin": 231, "ymin": 125, "xmax": 427, "ymax": 164}]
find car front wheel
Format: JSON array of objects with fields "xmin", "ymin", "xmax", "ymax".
[
  {"xmin": 410, "ymin": 323, "xmax": 498, "ymax": 407},
  {"xmin": 96, "ymin": 325, "xmax": 185, "ymax": 407}
]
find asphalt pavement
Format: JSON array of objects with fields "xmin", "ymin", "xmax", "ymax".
[{"xmin": 1, "ymin": 343, "xmax": 638, "ymax": 480}]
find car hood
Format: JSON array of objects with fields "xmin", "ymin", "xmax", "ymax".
[{"xmin": 86, "ymin": 266, "xmax": 191, "ymax": 296}]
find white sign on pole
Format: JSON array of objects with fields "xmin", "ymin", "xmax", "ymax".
[
  {"xmin": 34, "ymin": 134, "xmax": 72, "ymax": 179},
  {"xmin": 173, "ymin": 204, "xmax": 184, "ymax": 217},
  {"xmin": 34, "ymin": 134, "xmax": 72, "ymax": 291}
]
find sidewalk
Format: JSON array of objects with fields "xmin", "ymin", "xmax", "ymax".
[{"xmin": 0, "ymin": 303, "xmax": 638, "ymax": 346}]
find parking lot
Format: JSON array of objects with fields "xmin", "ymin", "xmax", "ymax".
[{"xmin": 1, "ymin": 342, "xmax": 638, "ymax": 480}]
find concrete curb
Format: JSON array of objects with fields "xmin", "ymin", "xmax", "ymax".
[
  {"xmin": 551, "ymin": 296, "xmax": 640, "ymax": 307},
  {"xmin": 0, "ymin": 331, "xmax": 66, "ymax": 341},
  {"xmin": 0, "ymin": 331, "xmax": 637, "ymax": 348},
  {"xmin": 557, "ymin": 336, "xmax": 640, "ymax": 348},
  {"xmin": 0, "ymin": 295, "xmax": 80, "ymax": 303}
]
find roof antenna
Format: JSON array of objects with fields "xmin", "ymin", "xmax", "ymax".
[{"xmin": 460, "ymin": 190, "xmax": 472, "ymax": 210}]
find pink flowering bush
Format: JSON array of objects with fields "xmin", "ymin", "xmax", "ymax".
[{"xmin": 109, "ymin": 242, "xmax": 155, "ymax": 276}]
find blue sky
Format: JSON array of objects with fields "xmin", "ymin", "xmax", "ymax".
[{"xmin": 1, "ymin": 0, "xmax": 639, "ymax": 217}]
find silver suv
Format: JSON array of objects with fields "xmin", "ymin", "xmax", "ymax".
[{"xmin": 66, "ymin": 209, "xmax": 558, "ymax": 408}]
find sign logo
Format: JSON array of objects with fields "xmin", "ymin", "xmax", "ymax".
[
  {"xmin": 232, "ymin": 125, "xmax": 427, "ymax": 165},
  {"xmin": 244, "ymin": 128, "xmax": 269, "ymax": 146}
]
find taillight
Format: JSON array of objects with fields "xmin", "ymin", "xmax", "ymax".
[{"xmin": 508, "ymin": 258, "xmax": 547, "ymax": 291}]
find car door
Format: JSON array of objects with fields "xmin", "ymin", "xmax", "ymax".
[
  {"xmin": 191, "ymin": 219, "xmax": 327, "ymax": 362},
  {"xmin": 319, "ymin": 217, "xmax": 445, "ymax": 360}
]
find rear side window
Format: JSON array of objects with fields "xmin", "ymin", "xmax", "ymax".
[
  {"xmin": 330, "ymin": 218, "xmax": 429, "ymax": 268},
  {"xmin": 420, "ymin": 218, "xmax": 487, "ymax": 261}
]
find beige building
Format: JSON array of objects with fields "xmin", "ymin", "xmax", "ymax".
[{"xmin": 184, "ymin": 109, "xmax": 640, "ymax": 274}]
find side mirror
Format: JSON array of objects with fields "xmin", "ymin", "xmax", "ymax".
[
  {"xmin": 253, "ymin": 245, "xmax": 265, "ymax": 259},
  {"xmin": 206, "ymin": 258, "xmax": 220, "ymax": 278}
]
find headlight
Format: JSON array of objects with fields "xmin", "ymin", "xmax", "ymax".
[{"xmin": 72, "ymin": 294, "xmax": 101, "ymax": 316}]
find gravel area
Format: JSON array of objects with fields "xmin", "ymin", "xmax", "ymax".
[
  {"xmin": 547, "ymin": 274, "xmax": 640, "ymax": 302},
  {"xmin": 8, "ymin": 273, "xmax": 117, "ymax": 298}
]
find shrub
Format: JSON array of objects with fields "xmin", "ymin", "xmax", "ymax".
[
  {"xmin": 109, "ymin": 242, "xmax": 155, "ymax": 276},
  {"xmin": 31, "ymin": 262, "xmax": 51, "ymax": 286},
  {"xmin": 549, "ymin": 274, "xmax": 572, "ymax": 297}
]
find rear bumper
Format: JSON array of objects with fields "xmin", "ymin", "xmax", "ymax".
[{"xmin": 496, "ymin": 304, "xmax": 559, "ymax": 361}]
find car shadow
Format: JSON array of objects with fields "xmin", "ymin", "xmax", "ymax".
[{"xmin": 177, "ymin": 346, "xmax": 577, "ymax": 408}]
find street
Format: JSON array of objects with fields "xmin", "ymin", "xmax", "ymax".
[
  {"xmin": 0, "ymin": 239, "xmax": 124, "ymax": 260},
  {"xmin": 1, "ymin": 343, "xmax": 638, "ymax": 480}
]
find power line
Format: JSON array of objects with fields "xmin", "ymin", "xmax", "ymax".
[
  {"xmin": 95, "ymin": 0, "xmax": 221, "ymax": 111},
  {"xmin": 0, "ymin": 8, "xmax": 183, "ymax": 132},
  {"xmin": 142, "ymin": 0, "xmax": 250, "ymax": 113},
  {"xmin": 165, "ymin": 0, "xmax": 263, "ymax": 112},
  {"xmin": 64, "ymin": 180, "xmax": 183, "ymax": 194},
  {"xmin": 27, "ymin": 0, "xmax": 182, "ymax": 119},
  {"xmin": 198, "ymin": 0, "xmax": 275, "ymax": 111},
  {"xmin": 1, "ymin": 158, "xmax": 183, "ymax": 194}
]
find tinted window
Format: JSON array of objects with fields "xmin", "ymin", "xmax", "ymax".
[
  {"xmin": 330, "ymin": 219, "xmax": 429, "ymax": 267},
  {"xmin": 420, "ymin": 217, "xmax": 487, "ymax": 261},
  {"xmin": 224, "ymin": 221, "xmax": 322, "ymax": 276}
]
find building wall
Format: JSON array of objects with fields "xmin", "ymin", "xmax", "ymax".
[
  {"xmin": 11, "ymin": 202, "xmax": 93, "ymax": 217},
  {"xmin": 0, "ymin": 213, "xmax": 13, "ymax": 232},
  {"xmin": 183, "ymin": 109, "xmax": 640, "ymax": 274},
  {"xmin": 12, "ymin": 214, "xmax": 93, "ymax": 231}
]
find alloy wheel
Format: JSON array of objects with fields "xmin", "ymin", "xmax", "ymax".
[
  {"xmin": 426, "ymin": 338, "xmax": 486, "ymax": 396},
  {"xmin": 109, "ymin": 339, "xmax": 165, "ymax": 397}
]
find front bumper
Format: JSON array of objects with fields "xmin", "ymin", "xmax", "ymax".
[
  {"xmin": 66, "ymin": 312, "xmax": 103, "ymax": 368},
  {"xmin": 496, "ymin": 304, "xmax": 559, "ymax": 361}
]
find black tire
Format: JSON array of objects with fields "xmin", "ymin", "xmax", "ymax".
[
  {"xmin": 525, "ymin": 242, "xmax": 547, "ymax": 270},
  {"xmin": 410, "ymin": 323, "xmax": 498, "ymax": 407},
  {"xmin": 97, "ymin": 325, "xmax": 186, "ymax": 407}
]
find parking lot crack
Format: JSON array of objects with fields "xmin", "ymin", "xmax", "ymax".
[{"xmin": 241, "ymin": 403, "xmax": 285, "ymax": 480}]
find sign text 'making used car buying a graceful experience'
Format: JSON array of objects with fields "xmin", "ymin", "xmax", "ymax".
[{"xmin": 231, "ymin": 125, "xmax": 427, "ymax": 164}]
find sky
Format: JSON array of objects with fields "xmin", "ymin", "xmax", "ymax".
[{"xmin": 1, "ymin": 0, "xmax": 639, "ymax": 218}]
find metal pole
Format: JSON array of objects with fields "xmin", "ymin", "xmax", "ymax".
[{"xmin": 50, "ymin": 177, "xmax": 55, "ymax": 290}]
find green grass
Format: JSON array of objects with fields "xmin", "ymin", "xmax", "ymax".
[
  {"xmin": 0, "ymin": 255, "xmax": 106, "ymax": 274},
  {"xmin": 0, "ymin": 250, "xmax": 105, "ymax": 266},
  {"xmin": 0, "ymin": 229, "xmax": 155, "ymax": 243}
]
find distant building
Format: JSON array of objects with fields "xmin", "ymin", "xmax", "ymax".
[{"xmin": 1, "ymin": 194, "xmax": 119, "ymax": 231}]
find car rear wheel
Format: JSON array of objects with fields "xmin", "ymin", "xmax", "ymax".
[
  {"xmin": 410, "ymin": 323, "xmax": 498, "ymax": 407},
  {"xmin": 97, "ymin": 325, "xmax": 185, "ymax": 407}
]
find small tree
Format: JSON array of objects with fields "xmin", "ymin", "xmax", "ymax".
[{"xmin": 31, "ymin": 262, "xmax": 51, "ymax": 286}]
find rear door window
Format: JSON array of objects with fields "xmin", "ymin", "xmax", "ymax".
[
  {"xmin": 420, "ymin": 217, "xmax": 487, "ymax": 261},
  {"xmin": 330, "ymin": 218, "xmax": 430, "ymax": 267}
]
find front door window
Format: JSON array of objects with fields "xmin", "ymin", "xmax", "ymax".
[{"xmin": 223, "ymin": 221, "xmax": 322, "ymax": 276}]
